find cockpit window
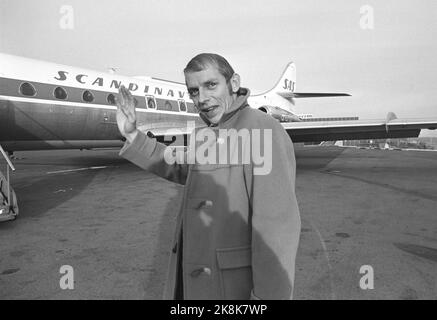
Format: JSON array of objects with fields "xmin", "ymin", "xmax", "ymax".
[
  {"xmin": 54, "ymin": 86, "xmax": 68, "ymax": 100},
  {"xmin": 19, "ymin": 82, "xmax": 36, "ymax": 96},
  {"xmin": 82, "ymin": 90, "xmax": 94, "ymax": 103}
]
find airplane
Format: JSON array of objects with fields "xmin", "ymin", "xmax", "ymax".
[{"xmin": 1, "ymin": 52, "xmax": 437, "ymax": 221}]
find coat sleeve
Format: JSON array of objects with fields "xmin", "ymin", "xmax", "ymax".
[
  {"xmin": 244, "ymin": 122, "xmax": 301, "ymax": 300},
  {"xmin": 119, "ymin": 130, "xmax": 189, "ymax": 185}
]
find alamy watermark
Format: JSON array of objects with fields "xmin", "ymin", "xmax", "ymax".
[
  {"xmin": 59, "ymin": 265, "xmax": 74, "ymax": 290},
  {"xmin": 360, "ymin": 5, "xmax": 375, "ymax": 30},
  {"xmin": 162, "ymin": 121, "xmax": 273, "ymax": 175},
  {"xmin": 59, "ymin": 5, "xmax": 74, "ymax": 30},
  {"xmin": 359, "ymin": 265, "xmax": 374, "ymax": 290}
]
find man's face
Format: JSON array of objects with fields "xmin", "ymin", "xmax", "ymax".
[{"xmin": 185, "ymin": 65, "xmax": 236, "ymax": 124}]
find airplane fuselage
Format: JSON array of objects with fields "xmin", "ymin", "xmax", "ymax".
[{"xmin": 0, "ymin": 76, "xmax": 206, "ymax": 151}]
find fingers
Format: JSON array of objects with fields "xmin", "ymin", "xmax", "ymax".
[
  {"xmin": 115, "ymin": 86, "xmax": 125, "ymax": 109},
  {"xmin": 116, "ymin": 86, "xmax": 130, "ymax": 116},
  {"xmin": 118, "ymin": 85, "xmax": 136, "ymax": 123},
  {"xmin": 121, "ymin": 85, "xmax": 134, "ymax": 106},
  {"xmin": 115, "ymin": 94, "xmax": 129, "ymax": 121}
]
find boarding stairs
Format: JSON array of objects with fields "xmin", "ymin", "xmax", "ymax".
[{"xmin": 0, "ymin": 144, "xmax": 18, "ymax": 222}]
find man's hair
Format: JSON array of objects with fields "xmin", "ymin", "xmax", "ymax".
[{"xmin": 184, "ymin": 53, "xmax": 235, "ymax": 81}]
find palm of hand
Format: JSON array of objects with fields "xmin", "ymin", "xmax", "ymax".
[{"xmin": 116, "ymin": 85, "xmax": 137, "ymax": 136}]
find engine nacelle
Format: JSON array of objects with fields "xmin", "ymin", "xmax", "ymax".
[{"xmin": 258, "ymin": 105, "xmax": 301, "ymax": 122}]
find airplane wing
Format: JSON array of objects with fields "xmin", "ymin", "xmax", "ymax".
[
  {"xmin": 277, "ymin": 91, "xmax": 351, "ymax": 104},
  {"xmin": 282, "ymin": 116, "xmax": 437, "ymax": 142},
  {"xmin": 137, "ymin": 122, "xmax": 200, "ymax": 138},
  {"xmin": 140, "ymin": 113, "xmax": 437, "ymax": 144},
  {"xmin": 293, "ymin": 92, "xmax": 351, "ymax": 98},
  {"xmin": 137, "ymin": 123, "xmax": 202, "ymax": 144}
]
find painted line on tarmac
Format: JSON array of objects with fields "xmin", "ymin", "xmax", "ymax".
[
  {"xmin": 46, "ymin": 166, "xmax": 110, "ymax": 174},
  {"xmin": 310, "ymin": 220, "xmax": 337, "ymax": 300}
]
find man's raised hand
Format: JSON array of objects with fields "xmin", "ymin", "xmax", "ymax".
[{"xmin": 116, "ymin": 85, "xmax": 138, "ymax": 142}]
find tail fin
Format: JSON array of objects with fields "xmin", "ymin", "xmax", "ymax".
[
  {"xmin": 271, "ymin": 62, "xmax": 296, "ymax": 95},
  {"xmin": 264, "ymin": 62, "xmax": 297, "ymax": 104},
  {"xmin": 268, "ymin": 61, "xmax": 350, "ymax": 103}
]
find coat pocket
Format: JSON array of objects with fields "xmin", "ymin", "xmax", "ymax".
[{"xmin": 216, "ymin": 246, "xmax": 253, "ymax": 300}]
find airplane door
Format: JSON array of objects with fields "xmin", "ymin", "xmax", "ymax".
[{"xmin": 96, "ymin": 110, "xmax": 120, "ymax": 140}]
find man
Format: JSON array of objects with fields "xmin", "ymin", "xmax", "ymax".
[{"xmin": 116, "ymin": 53, "xmax": 301, "ymax": 300}]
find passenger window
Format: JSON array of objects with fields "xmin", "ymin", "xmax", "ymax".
[
  {"xmin": 145, "ymin": 95, "xmax": 156, "ymax": 109},
  {"xmin": 178, "ymin": 99, "xmax": 187, "ymax": 112},
  {"xmin": 83, "ymin": 90, "xmax": 94, "ymax": 103},
  {"xmin": 19, "ymin": 82, "xmax": 36, "ymax": 96},
  {"xmin": 107, "ymin": 93, "xmax": 116, "ymax": 105},
  {"xmin": 54, "ymin": 87, "xmax": 67, "ymax": 100},
  {"xmin": 164, "ymin": 100, "xmax": 173, "ymax": 111}
]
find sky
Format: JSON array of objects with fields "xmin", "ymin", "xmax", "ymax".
[{"xmin": 1, "ymin": 0, "xmax": 437, "ymax": 136}]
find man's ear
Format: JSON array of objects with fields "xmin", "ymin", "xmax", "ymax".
[{"xmin": 230, "ymin": 73, "xmax": 241, "ymax": 94}]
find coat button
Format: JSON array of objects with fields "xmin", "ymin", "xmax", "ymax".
[
  {"xmin": 197, "ymin": 200, "xmax": 213, "ymax": 209},
  {"xmin": 190, "ymin": 267, "xmax": 211, "ymax": 277}
]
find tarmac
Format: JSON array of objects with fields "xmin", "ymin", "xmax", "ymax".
[{"xmin": 0, "ymin": 145, "xmax": 436, "ymax": 299}]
